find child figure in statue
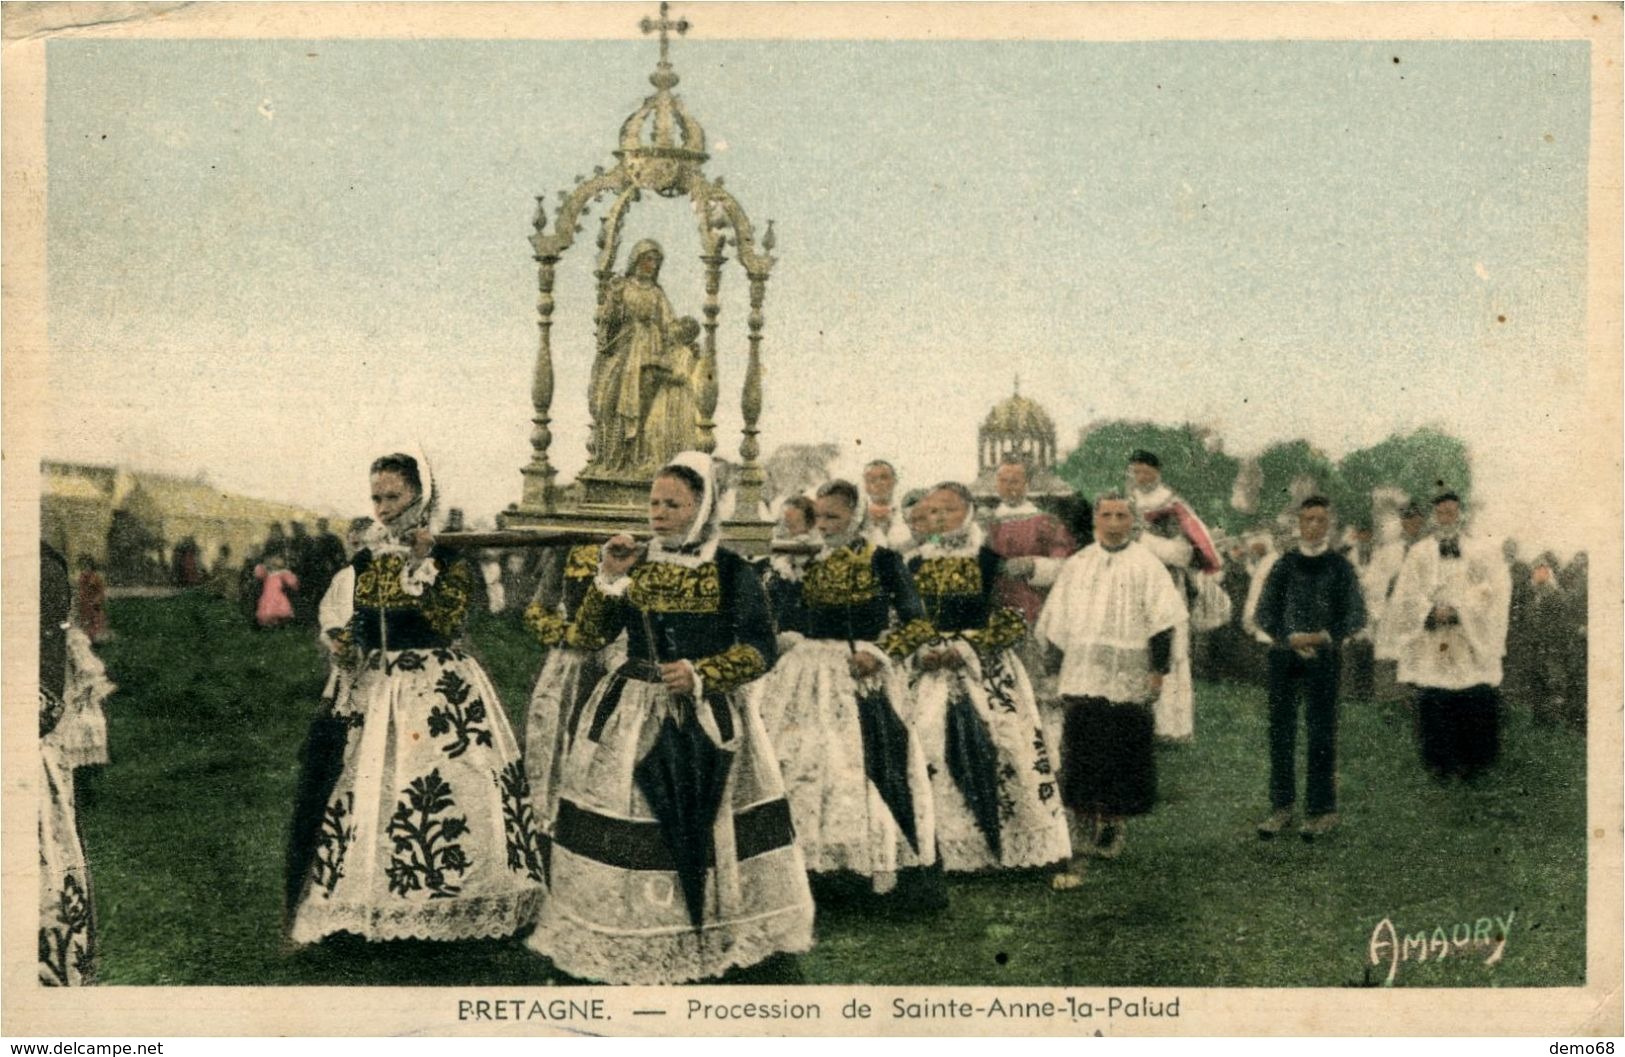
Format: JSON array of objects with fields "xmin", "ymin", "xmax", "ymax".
[{"xmin": 639, "ymin": 314, "xmax": 704, "ymax": 470}]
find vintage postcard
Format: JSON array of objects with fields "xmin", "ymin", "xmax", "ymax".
[{"xmin": 3, "ymin": 0, "xmax": 1621, "ymax": 1039}]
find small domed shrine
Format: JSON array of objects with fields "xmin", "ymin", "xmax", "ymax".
[{"xmin": 970, "ymin": 380, "xmax": 1074, "ymax": 504}]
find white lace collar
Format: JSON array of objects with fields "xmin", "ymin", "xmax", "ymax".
[
  {"xmin": 991, "ymin": 500, "xmax": 1041, "ymax": 520},
  {"xmin": 645, "ymin": 535, "xmax": 721, "ymax": 570},
  {"xmin": 815, "ymin": 530, "xmax": 865, "ymax": 561},
  {"xmin": 915, "ymin": 520, "xmax": 985, "ymax": 561},
  {"xmin": 362, "ymin": 446, "xmax": 437, "ymax": 556},
  {"xmin": 1132, "ymin": 482, "xmax": 1175, "ymax": 511},
  {"xmin": 769, "ymin": 531, "xmax": 820, "ymax": 581}
]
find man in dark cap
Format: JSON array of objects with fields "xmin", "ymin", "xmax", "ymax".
[{"xmin": 1125, "ymin": 450, "xmax": 1219, "ymax": 742}]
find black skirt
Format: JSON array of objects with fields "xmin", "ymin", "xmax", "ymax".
[
  {"xmin": 1415, "ymin": 684, "xmax": 1501, "ymax": 778},
  {"xmin": 1058, "ymin": 695, "xmax": 1157, "ymax": 816}
]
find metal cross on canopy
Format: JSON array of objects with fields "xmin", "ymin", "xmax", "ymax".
[{"xmin": 640, "ymin": 2, "xmax": 689, "ymax": 67}]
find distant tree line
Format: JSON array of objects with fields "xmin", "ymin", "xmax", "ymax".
[{"xmin": 1057, "ymin": 421, "xmax": 1472, "ymax": 536}]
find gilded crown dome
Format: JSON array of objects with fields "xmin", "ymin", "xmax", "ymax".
[
  {"xmin": 972, "ymin": 383, "xmax": 1068, "ymax": 499},
  {"xmin": 982, "ymin": 391, "xmax": 1056, "ymax": 439},
  {"xmin": 612, "ymin": 4, "xmax": 707, "ymax": 196},
  {"xmin": 617, "ymin": 72, "xmax": 708, "ymax": 160}
]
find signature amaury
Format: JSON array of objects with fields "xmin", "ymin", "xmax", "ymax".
[{"xmin": 1368, "ymin": 912, "xmax": 1514, "ymax": 986}]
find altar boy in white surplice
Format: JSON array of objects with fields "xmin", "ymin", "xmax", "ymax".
[{"xmin": 1036, "ymin": 493, "xmax": 1186, "ymax": 886}]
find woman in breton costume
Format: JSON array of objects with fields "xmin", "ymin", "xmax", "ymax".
[
  {"xmin": 40, "ymin": 580, "xmax": 116, "ymax": 980},
  {"xmin": 527, "ymin": 452, "xmax": 814, "ymax": 984},
  {"xmin": 40, "ymin": 542, "xmax": 96, "ymax": 986},
  {"xmin": 521, "ymin": 542, "xmax": 628, "ymax": 864},
  {"xmin": 756, "ymin": 494, "xmax": 817, "ymax": 698},
  {"xmin": 760, "ymin": 494, "xmax": 818, "ymax": 630},
  {"xmin": 52, "ymin": 617, "xmax": 116, "ymax": 771},
  {"xmin": 288, "ymin": 451, "xmax": 544, "ymax": 944},
  {"xmin": 903, "ymin": 483, "xmax": 1071, "ymax": 873},
  {"xmin": 754, "ymin": 480, "xmax": 940, "ymax": 898}
]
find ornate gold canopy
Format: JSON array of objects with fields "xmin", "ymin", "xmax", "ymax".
[
  {"xmin": 970, "ymin": 378, "xmax": 1073, "ymax": 504},
  {"xmin": 980, "ymin": 378, "xmax": 1060, "ymax": 469},
  {"xmin": 509, "ymin": 3, "xmax": 776, "ymax": 532}
]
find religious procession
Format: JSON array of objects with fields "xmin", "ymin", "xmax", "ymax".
[{"xmin": 36, "ymin": 8, "xmax": 1594, "ymax": 994}]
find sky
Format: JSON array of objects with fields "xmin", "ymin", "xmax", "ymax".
[{"xmin": 44, "ymin": 34, "xmax": 1595, "ymax": 552}]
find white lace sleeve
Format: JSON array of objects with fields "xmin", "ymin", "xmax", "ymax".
[
  {"xmin": 318, "ymin": 567, "xmax": 356, "ymax": 635},
  {"xmin": 1030, "ymin": 556, "xmax": 1065, "ymax": 589}
]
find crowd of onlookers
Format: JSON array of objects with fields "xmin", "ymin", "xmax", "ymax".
[
  {"xmin": 1504, "ymin": 545, "xmax": 1589, "ymax": 729},
  {"xmin": 83, "ymin": 511, "xmax": 562, "ymax": 635},
  {"xmin": 187, "ymin": 513, "xmax": 548, "ymax": 632},
  {"xmin": 1193, "ymin": 531, "xmax": 1589, "ymax": 731}
]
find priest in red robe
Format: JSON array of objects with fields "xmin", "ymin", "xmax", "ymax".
[
  {"xmin": 985, "ymin": 457, "xmax": 1079, "ymax": 626},
  {"xmin": 984, "ymin": 457, "xmax": 1079, "ymax": 749}
]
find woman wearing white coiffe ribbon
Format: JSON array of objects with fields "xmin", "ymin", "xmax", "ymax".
[
  {"xmin": 903, "ymin": 483, "xmax": 1072, "ymax": 874},
  {"xmin": 520, "ymin": 541, "xmax": 629, "ymax": 858},
  {"xmin": 527, "ymin": 452, "xmax": 814, "ymax": 985},
  {"xmin": 288, "ymin": 449, "xmax": 544, "ymax": 944},
  {"xmin": 38, "ymin": 614, "xmax": 116, "ymax": 985},
  {"xmin": 40, "ymin": 542, "xmax": 95, "ymax": 986},
  {"xmin": 752, "ymin": 479, "xmax": 940, "ymax": 897}
]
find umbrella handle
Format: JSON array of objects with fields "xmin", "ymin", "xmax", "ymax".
[{"xmin": 638, "ymin": 607, "xmax": 708, "ymax": 732}]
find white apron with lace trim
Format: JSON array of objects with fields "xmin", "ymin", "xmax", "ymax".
[
  {"xmin": 290, "ymin": 645, "xmax": 546, "ymax": 943},
  {"xmin": 908, "ymin": 643, "xmax": 1071, "ymax": 872},
  {"xmin": 53, "ymin": 628, "xmax": 114, "ymax": 769},
  {"xmin": 40, "ymin": 705, "xmax": 95, "ymax": 985},
  {"xmin": 524, "ymin": 637, "xmax": 627, "ymax": 838},
  {"xmin": 526, "ymin": 674, "xmax": 815, "ymax": 984},
  {"xmin": 753, "ymin": 638, "xmax": 937, "ymax": 882}
]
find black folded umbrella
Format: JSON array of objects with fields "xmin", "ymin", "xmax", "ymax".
[
  {"xmin": 855, "ymin": 685, "xmax": 920, "ymax": 854},
  {"xmin": 284, "ymin": 711, "xmax": 351, "ymax": 915},
  {"xmin": 633, "ymin": 702, "xmax": 736, "ymax": 929},
  {"xmin": 944, "ymin": 689, "xmax": 1003, "ymax": 861}
]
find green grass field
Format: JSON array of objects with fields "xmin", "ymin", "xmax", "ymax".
[{"xmin": 76, "ymin": 592, "xmax": 1586, "ymax": 987}]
